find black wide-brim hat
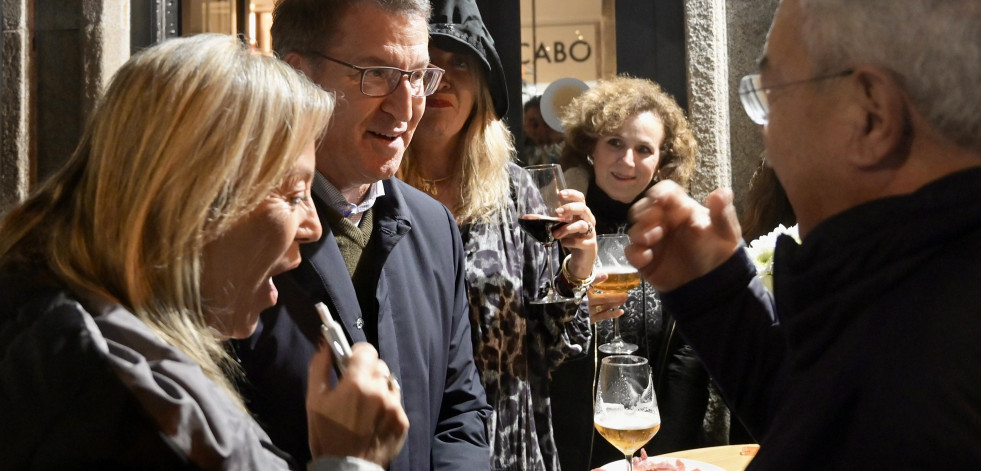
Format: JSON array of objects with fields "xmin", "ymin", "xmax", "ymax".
[{"xmin": 429, "ymin": 0, "xmax": 509, "ymax": 118}]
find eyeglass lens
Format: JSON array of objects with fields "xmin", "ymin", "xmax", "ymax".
[
  {"xmin": 361, "ymin": 67, "xmax": 443, "ymax": 97},
  {"xmin": 739, "ymin": 74, "xmax": 769, "ymax": 125}
]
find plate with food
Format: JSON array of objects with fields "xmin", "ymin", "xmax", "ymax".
[{"xmin": 597, "ymin": 449, "xmax": 725, "ymax": 471}]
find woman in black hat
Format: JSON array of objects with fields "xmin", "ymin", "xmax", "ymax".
[{"xmin": 398, "ymin": 1, "xmax": 599, "ymax": 469}]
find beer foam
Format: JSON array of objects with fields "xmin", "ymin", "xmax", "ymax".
[
  {"xmin": 594, "ymin": 410, "xmax": 661, "ymax": 430},
  {"xmin": 602, "ymin": 266, "xmax": 640, "ymax": 275}
]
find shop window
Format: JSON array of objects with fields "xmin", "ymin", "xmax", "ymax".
[
  {"xmin": 178, "ymin": 0, "xmax": 273, "ymax": 53},
  {"xmin": 182, "ymin": 0, "xmax": 237, "ymax": 36},
  {"xmin": 520, "ymin": 0, "xmax": 617, "ymax": 101},
  {"xmin": 247, "ymin": 1, "xmax": 275, "ymax": 53}
]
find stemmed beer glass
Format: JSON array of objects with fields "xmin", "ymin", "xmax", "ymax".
[
  {"xmin": 593, "ymin": 233, "xmax": 641, "ymax": 353},
  {"xmin": 519, "ymin": 164, "xmax": 573, "ymax": 304},
  {"xmin": 594, "ymin": 355, "xmax": 660, "ymax": 471}
]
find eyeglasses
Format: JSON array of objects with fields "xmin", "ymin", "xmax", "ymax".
[
  {"xmin": 738, "ymin": 69, "xmax": 853, "ymax": 125},
  {"xmin": 306, "ymin": 51, "xmax": 444, "ymax": 98}
]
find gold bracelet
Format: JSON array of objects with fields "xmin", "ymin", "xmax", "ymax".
[{"xmin": 561, "ymin": 254, "xmax": 595, "ymax": 293}]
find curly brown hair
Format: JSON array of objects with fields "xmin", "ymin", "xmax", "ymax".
[{"xmin": 559, "ymin": 75, "xmax": 697, "ymax": 189}]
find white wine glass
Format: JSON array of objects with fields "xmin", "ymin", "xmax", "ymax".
[
  {"xmin": 519, "ymin": 163, "xmax": 573, "ymax": 304},
  {"xmin": 594, "ymin": 354, "xmax": 660, "ymax": 471},
  {"xmin": 593, "ymin": 233, "xmax": 640, "ymax": 354}
]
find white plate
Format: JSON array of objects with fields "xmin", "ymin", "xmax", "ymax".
[{"xmin": 599, "ymin": 457, "xmax": 725, "ymax": 471}]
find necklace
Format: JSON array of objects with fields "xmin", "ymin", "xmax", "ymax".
[{"xmin": 418, "ymin": 175, "xmax": 451, "ymax": 196}]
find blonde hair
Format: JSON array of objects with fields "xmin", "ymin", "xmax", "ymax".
[
  {"xmin": 0, "ymin": 34, "xmax": 334, "ymax": 408},
  {"xmin": 400, "ymin": 61, "xmax": 512, "ymax": 224},
  {"xmin": 559, "ymin": 75, "xmax": 697, "ymax": 189}
]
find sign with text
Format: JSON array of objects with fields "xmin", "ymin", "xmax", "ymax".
[{"xmin": 521, "ymin": 23, "xmax": 600, "ymax": 91}]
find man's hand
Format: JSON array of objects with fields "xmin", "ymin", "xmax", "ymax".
[
  {"xmin": 306, "ymin": 343, "xmax": 409, "ymax": 467},
  {"xmin": 625, "ymin": 181, "xmax": 743, "ymax": 292}
]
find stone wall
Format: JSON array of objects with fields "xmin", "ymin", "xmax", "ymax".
[
  {"xmin": 1, "ymin": 0, "xmax": 30, "ymax": 212},
  {"xmin": 726, "ymin": 0, "xmax": 778, "ymax": 215},
  {"xmin": 685, "ymin": 0, "xmax": 732, "ymax": 203},
  {"xmin": 0, "ymin": 0, "xmax": 129, "ymax": 214},
  {"xmin": 684, "ymin": 0, "xmax": 777, "ymax": 215}
]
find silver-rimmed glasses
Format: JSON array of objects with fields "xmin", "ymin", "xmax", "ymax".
[
  {"xmin": 307, "ymin": 51, "xmax": 445, "ymax": 98},
  {"xmin": 738, "ymin": 69, "xmax": 853, "ymax": 125}
]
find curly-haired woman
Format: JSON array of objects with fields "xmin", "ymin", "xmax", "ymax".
[{"xmin": 551, "ymin": 75, "xmax": 729, "ymax": 470}]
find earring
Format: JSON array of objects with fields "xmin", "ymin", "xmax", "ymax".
[{"xmin": 586, "ymin": 155, "xmax": 594, "ymax": 166}]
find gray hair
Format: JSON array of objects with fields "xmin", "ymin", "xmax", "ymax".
[
  {"xmin": 271, "ymin": 0, "xmax": 431, "ymax": 58},
  {"xmin": 798, "ymin": 0, "xmax": 981, "ymax": 151}
]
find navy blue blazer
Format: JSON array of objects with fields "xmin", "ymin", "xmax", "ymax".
[{"xmin": 233, "ymin": 178, "xmax": 491, "ymax": 470}]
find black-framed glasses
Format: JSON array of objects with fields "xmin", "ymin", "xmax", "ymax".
[
  {"xmin": 306, "ymin": 51, "xmax": 444, "ymax": 98},
  {"xmin": 738, "ymin": 69, "xmax": 853, "ymax": 125}
]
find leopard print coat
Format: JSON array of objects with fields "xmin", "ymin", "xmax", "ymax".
[{"xmin": 459, "ymin": 163, "xmax": 591, "ymax": 471}]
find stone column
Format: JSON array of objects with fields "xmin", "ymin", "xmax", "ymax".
[
  {"xmin": 81, "ymin": 1, "xmax": 130, "ymax": 118},
  {"xmin": 684, "ymin": 0, "xmax": 731, "ymax": 204},
  {"xmin": 726, "ymin": 0, "xmax": 778, "ymax": 214},
  {"xmin": 1, "ymin": 0, "xmax": 31, "ymax": 212}
]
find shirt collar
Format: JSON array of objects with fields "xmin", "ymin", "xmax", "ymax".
[{"xmin": 312, "ymin": 172, "xmax": 385, "ymax": 218}]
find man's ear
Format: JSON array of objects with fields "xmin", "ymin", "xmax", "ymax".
[
  {"xmin": 846, "ymin": 66, "xmax": 911, "ymax": 169},
  {"xmin": 283, "ymin": 51, "xmax": 316, "ymax": 78}
]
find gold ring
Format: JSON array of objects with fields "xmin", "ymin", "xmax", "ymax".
[{"xmin": 385, "ymin": 373, "xmax": 401, "ymax": 392}]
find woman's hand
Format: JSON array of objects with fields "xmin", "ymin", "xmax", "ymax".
[
  {"xmin": 306, "ymin": 342, "xmax": 409, "ymax": 467},
  {"xmin": 552, "ymin": 189, "xmax": 597, "ymax": 280},
  {"xmin": 586, "ymin": 272, "xmax": 629, "ymax": 323}
]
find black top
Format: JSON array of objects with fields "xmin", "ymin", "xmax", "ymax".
[
  {"xmin": 664, "ymin": 167, "xmax": 981, "ymax": 469},
  {"xmin": 550, "ymin": 182, "xmax": 719, "ymax": 470}
]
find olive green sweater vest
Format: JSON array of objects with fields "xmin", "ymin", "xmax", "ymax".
[{"xmin": 325, "ymin": 207, "xmax": 374, "ymax": 277}]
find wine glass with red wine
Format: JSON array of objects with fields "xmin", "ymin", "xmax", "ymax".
[{"xmin": 519, "ymin": 164, "xmax": 573, "ymax": 304}]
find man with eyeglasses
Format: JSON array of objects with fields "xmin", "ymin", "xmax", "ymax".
[
  {"xmin": 625, "ymin": 0, "xmax": 981, "ymax": 468},
  {"xmin": 230, "ymin": 1, "xmax": 491, "ymax": 470}
]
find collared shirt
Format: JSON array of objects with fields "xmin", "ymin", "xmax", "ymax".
[
  {"xmin": 310, "ymin": 456, "xmax": 384, "ymax": 471},
  {"xmin": 313, "ymin": 172, "xmax": 385, "ymax": 222}
]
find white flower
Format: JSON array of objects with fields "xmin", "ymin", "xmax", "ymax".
[{"xmin": 745, "ymin": 224, "xmax": 799, "ymax": 291}]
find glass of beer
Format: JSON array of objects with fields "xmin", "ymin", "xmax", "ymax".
[
  {"xmin": 594, "ymin": 354, "xmax": 660, "ymax": 471},
  {"xmin": 593, "ymin": 233, "xmax": 641, "ymax": 353}
]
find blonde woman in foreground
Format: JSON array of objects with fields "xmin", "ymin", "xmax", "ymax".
[{"xmin": 0, "ymin": 34, "xmax": 406, "ymax": 470}]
